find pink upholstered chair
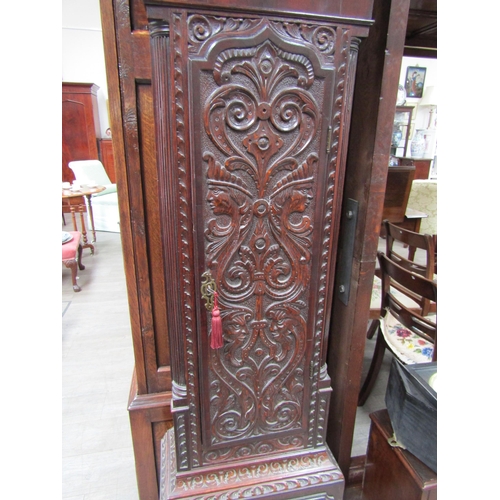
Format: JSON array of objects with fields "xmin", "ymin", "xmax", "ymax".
[{"xmin": 62, "ymin": 231, "xmax": 85, "ymax": 292}]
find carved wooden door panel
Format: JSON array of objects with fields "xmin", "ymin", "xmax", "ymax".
[
  {"xmin": 147, "ymin": 3, "xmax": 368, "ymax": 498},
  {"xmin": 192, "ymin": 23, "xmax": 338, "ymax": 462}
]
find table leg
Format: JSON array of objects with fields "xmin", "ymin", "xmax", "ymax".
[
  {"xmin": 78, "ymin": 205, "xmax": 94, "ymax": 255},
  {"xmin": 70, "ymin": 205, "xmax": 77, "ymax": 231},
  {"xmin": 85, "ymin": 194, "xmax": 97, "ymax": 243}
]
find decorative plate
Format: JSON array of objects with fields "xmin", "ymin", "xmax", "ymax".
[{"xmin": 62, "ymin": 232, "xmax": 73, "ymax": 244}]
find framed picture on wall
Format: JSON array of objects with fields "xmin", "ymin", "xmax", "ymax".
[{"xmin": 405, "ymin": 66, "xmax": 426, "ymax": 98}]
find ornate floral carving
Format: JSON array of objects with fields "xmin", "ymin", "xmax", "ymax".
[
  {"xmin": 187, "ymin": 14, "xmax": 338, "ymax": 62},
  {"xmin": 199, "ymin": 39, "xmax": 323, "ymax": 451},
  {"xmin": 188, "ymin": 15, "xmax": 262, "ymax": 52},
  {"xmin": 270, "ymin": 21, "xmax": 337, "ymax": 56}
]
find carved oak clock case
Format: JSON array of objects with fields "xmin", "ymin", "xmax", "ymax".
[{"xmin": 145, "ymin": 2, "xmax": 370, "ymax": 498}]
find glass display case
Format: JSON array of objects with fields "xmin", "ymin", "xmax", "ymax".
[{"xmin": 391, "ymin": 106, "xmax": 413, "ymax": 157}]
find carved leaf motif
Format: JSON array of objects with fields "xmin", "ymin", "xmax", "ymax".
[{"xmin": 201, "ymin": 38, "xmax": 323, "ymax": 447}]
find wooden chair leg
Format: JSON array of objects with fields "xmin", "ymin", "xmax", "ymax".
[
  {"xmin": 77, "ymin": 242, "xmax": 85, "ymax": 271},
  {"xmin": 421, "ymin": 298, "xmax": 430, "ymax": 317},
  {"xmin": 63, "ymin": 259, "xmax": 81, "ymax": 292},
  {"xmin": 358, "ymin": 323, "xmax": 387, "ymax": 406},
  {"xmin": 366, "ymin": 319, "xmax": 379, "ymax": 339}
]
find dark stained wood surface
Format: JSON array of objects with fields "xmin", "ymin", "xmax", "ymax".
[
  {"xmin": 147, "ymin": 0, "xmax": 375, "ymax": 21},
  {"xmin": 405, "ymin": 0, "xmax": 437, "ymax": 57},
  {"xmin": 363, "ymin": 409, "xmax": 437, "ymax": 500},
  {"xmin": 398, "ymin": 157, "xmax": 432, "ymax": 180},
  {"xmin": 100, "ymin": 1, "xmax": 173, "ymax": 498},
  {"xmin": 382, "ymin": 165, "xmax": 416, "ymax": 223},
  {"xmin": 326, "ymin": 0, "xmax": 412, "ymax": 476},
  {"xmin": 98, "ymin": 139, "xmax": 116, "ymax": 183},
  {"xmin": 62, "ymin": 83, "xmax": 101, "ymax": 182},
  {"xmin": 100, "ymin": 0, "xmax": 435, "ymax": 498},
  {"xmin": 146, "ymin": 5, "xmax": 370, "ymax": 497}
]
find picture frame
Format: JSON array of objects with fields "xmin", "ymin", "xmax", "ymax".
[{"xmin": 405, "ymin": 66, "xmax": 426, "ymax": 98}]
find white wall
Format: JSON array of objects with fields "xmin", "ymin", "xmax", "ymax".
[
  {"xmin": 399, "ymin": 56, "xmax": 438, "ymax": 130},
  {"xmin": 61, "ymin": 4, "xmax": 438, "ymax": 153},
  {"xmin": 62, "ymin": 0, "xmax": 109, "ymax": 137},
  {"xmin": 398, "ymin": 56, "xmax": 438, "ymax": 163}
]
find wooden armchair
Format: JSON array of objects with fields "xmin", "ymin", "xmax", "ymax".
[{"xmin": 359, "ymin": 252, "xmax": 437, "ymax": 406}]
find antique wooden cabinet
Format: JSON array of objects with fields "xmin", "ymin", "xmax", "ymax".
[
  {"xmin": 98, "ymin": 138, "xmax": 117, "ymax": 183},
  {"xmin": 100, "ymin": 0, "xmax": 413, "ymax": 498},
  {"xmin": 145, "ymin": 2, "xmax": 373, "ymax": 498},
  {"xmin": 62, "ymin": 82, "xmax": 101, "ymax": 183}
]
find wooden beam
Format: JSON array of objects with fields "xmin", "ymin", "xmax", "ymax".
[{"xmin": 326, "ymin": 0, "xmax": 411, "ymax": 476}]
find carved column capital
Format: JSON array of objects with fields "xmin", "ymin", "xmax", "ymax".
[{"xmin": 149, "ymin": 19, "xmax": 170, "ymax": 38}]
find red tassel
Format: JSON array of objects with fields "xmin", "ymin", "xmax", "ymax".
[{"xmin": 210, "ymin": 291, "xmax": 223, "ymax": 349}]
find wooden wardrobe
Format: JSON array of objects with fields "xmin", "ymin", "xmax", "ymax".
[
  {"xmin": 62, "ymin": 82, "xmax": 101, "ymax": 183},
  {"xmin": 99, "ymin": 0, "xmax": 412, "ymax": 498}
]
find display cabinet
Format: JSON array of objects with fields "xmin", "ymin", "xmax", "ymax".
[
  {"xmin": 391, "ymin": 105, "xmax": 413, "ymax": 157},
  {"xmin": 62, "ymin": 83, "xmax": 101, "ymax": 183}
]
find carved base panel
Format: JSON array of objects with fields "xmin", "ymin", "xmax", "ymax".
[{"xmin": 159, "ymin": 429, "xmax": 344, "ymax": 500}]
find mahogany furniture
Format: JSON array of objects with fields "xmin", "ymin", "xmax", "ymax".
[
  {"xmin": 398, "ymin": 157, "xmax": 432, "ymax": 180},
  {"xmin": 363, "ymin": 409, "xmax": 437, "ymax": 500},
  {"xmin": 99, "ymin": 0, "xmax": 416, "ymax": 497},
  {"xmin": 62, "ymin": 82, "xmax": 102, "ymax": 218},
  {"xmin": 359, "ymin": 252, "xmax": 437, "ymax": 406},
  {"xmin": 369, "ymin": 220, "xmax": 435, "ymax": 322},
  {"xmin": 383, "ymin": 219, "xmax": 435, "ymax": 315},
  {"xmin": 62, "ymin": 186, "xmax": 106, "ymax": 252},
  {"xmin": 98, "ymin": 139, "xmax": 117, "ymax": 183},
  {"xmin": 62, "ymin": 231, "xmax": 85, "ymax": 292},
  {"xmin": 396, "ymin": 207, "xmax": 428, "ymax": 238},
  {"xmin": 145, "ymin": 2, "xmax": 379, "ymax": 497},
  {"xmin": 381, "ymin": 165, "xmax": 416, "ymax": 225},
  {"xmin": 62, "ymin": 83, "xmax": 101, "ymax": 183}
]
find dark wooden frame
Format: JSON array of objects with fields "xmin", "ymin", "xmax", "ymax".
[
  {"xmin": 326, "ymin": 0, "xmax": 411, "ymax": 478},
  {"xmin": 99, "ymin": 0, "xmax": 414, "ymax": 497}
]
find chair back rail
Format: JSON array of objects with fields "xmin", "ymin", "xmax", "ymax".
[
  {"xmin": 359, "ymin": 252, "xmax": 437, "ymax": 405},
  {"xmin": 379, "ymin": 251, "xmax": 437, "ymax": 360},
  {"xmin": 384, "ymin": 219, "xmax": 435, "ymax": 316}
]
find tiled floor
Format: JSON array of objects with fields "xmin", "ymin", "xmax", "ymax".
[{"xmin": 62, "ymin": 222, "xmax": 418, "ymax": 498}]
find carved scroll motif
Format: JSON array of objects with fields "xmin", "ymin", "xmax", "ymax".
[
  {"xmin": 201, "ymin": 39, "xmax": 323, "ymax": 449},
  {"xmin": 187, "ymin": 14, "xmax": 337, "ymax": 63}
]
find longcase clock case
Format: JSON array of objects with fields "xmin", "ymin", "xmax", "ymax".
[{"xmin": 144, "ymin": 3, "xmax": 371, "ymax": 498}]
